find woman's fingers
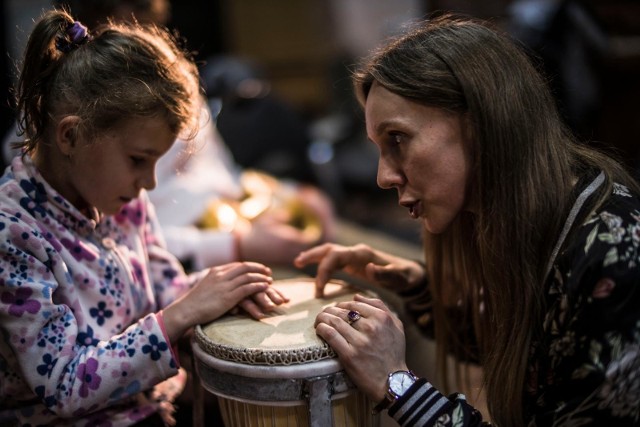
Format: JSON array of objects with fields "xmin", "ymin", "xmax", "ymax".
[
  {"xmin": 314, "ymin": 309, "xmax": 358, "ymax": 357},
  {"xmin": 314, "ymin": 296, "xmax": 407, "ymax": 402}
]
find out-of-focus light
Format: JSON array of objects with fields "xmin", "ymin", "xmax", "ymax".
[{"xmin": 308, "ymin": 140, "xmax": 334, "ymax": 165}]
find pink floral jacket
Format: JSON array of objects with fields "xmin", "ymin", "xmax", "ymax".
[{"xmin": 0, "ymin": 155, "xmax": 203, "ymax": 426}]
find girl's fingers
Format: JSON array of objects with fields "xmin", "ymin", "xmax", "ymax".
[
  {"xmin": 239, "ymin": 297, "xmax": 265, "ymax": 319},
  {"xmin": 248, "ymin": 290, "xmax": 277, "ymax": 313},
  {"xmin": 261, "ymin": 285, "xmax": 289, "ymax": 305},
  {"xmin": 229, "ymin": 282, "xmax": 270, "ymax": 303},
  {"xmin": 213, "ymin": 261, "xmax": 273, "ymax": 280}
]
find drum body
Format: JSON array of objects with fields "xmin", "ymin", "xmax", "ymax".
[{"xmin": 193, "ymin": 278, "xmax": 379, "ymax": 427}]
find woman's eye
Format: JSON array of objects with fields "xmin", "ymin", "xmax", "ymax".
[
  {"xmin": 390, "ymin": 133, "xmax": 402, "ymax": 147},
  {"xmin": 130, "ymin": 157, "xmax": 145, "ymax": 165}
]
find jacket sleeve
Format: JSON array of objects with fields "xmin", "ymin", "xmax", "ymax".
[
  {"xmin": 398, "ymin": 268, "xmax": 481, "ymax": 364},
  {"xmin": 388, "ymin": 378, "xmax": 487, "ymax": 426},
  {"xmin": 0, "ymin": 214, "xmax": 179, "ymax": 417}
]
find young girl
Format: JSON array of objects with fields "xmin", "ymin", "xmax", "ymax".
[{"xmin": 0, "ymin": 9, "xmax": 285, "ymax": 426}]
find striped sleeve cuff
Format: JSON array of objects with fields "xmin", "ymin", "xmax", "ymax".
[{"xmin": 389, "ymin": 378, "xmax": 453, "ymax": 426}]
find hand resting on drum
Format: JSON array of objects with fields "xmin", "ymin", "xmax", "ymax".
[
  {"xmin": 163, "ymin": 261, "xmax": 286, "ymax": 343},
  {"xmin": 314, "ymin": 293, "xmax": 408, "ymax": 404},
  {"xmin": 294, "ymin": 242, "xmax": 426, "ymax": 297},
  {"xmin": 296, "ymin": 243, "xmax": 426, "ymax": 405}
]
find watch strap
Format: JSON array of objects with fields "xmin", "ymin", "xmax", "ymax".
[
  {"xmin": 372, "ymin": 394, "xmax": 394, "ymax": 414},
  {"xmin": 371, "ymin": 370, "xmax": 417, "ymax": 414}
]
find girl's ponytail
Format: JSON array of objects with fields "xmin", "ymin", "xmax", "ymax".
[{"xmin": 16, "ymin": 9, "xmax": 83, "ymax": 150}]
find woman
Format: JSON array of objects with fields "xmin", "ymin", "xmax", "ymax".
[{"xmin": 295, "ymin": 14, "xmax": 640, "ymax": 426}]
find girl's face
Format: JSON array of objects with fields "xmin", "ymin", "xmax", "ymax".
[
  {"xmin": 365, "ymin": 82, "xmax": 473, "ymax": 234},
  {"xmin": 64, "ymin": 116, "xmax": 175, "ymax": 216}
]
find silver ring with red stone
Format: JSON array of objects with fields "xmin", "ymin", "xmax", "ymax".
[{"xmin": 347, "ymin": 310, "xmax": 361, "ymax": 326}]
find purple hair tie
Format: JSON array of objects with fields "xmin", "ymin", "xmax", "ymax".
[{"xmin": 56, "ymin": 21, "xmax": 91, "ymax": 53}]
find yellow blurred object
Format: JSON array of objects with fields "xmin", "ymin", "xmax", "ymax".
[
  {"xmin": 197, "ymin": 200, "xmax": 239, "ymax": 232},
  {"xmin": 238, "ymin": 194, "xmax": 272, "ymax": 220},
  {"xmin": 196, "ymin": 170, "xmax": 323, "ymax": 242},
  {"xmin": 240, "ymin": 170, "xmax": 279, "ymax": 197},
  {"xmin": 283, "ymin": 198, "xmax": 322, "ymax": 241}
]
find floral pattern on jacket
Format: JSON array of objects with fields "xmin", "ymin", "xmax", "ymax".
[
  {"xmin": 391, "ymin": 181, "xmax": 640, "ymax": 426},
  {"xmin": 0, "ymin": 155, "xmax": 203, "ymax": 426}
]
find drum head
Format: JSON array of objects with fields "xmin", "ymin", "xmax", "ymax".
[{"xmin": 195, "ymin": 278, "xmax": 364, "ymax": 365}]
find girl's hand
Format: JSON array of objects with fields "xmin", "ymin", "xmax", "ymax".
[
  {"xmin": 162, "ymin": 261, "xmax": 274, "ymax": 342},
  {"xmin": 237, "ymin": 285, "xmax": 290, "ymax": 319},
  {"xmin": 314, "ymin": 294, "xmax": 408, "ymax": 403},
  {"xmin": 294, "ymin": 243, "xmax": 426, "ymax": 297}
]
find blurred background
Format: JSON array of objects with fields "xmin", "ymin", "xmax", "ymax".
[
  {"xmin": 1, "ymin": 1, "xmax": 639, "ymax": 424},
  {"xmin": 1, "ymin": 0, "xmax": 639, "ymax": 244}
]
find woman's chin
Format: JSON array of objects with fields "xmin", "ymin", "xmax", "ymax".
[{"xmin": 422, "ymin": 217, "xmax": 449, "ymax": 235}]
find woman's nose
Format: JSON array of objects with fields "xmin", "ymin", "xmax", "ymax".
[{"xmin": 376, "ymin": 157, "xmax": 403, "ymax": 189}]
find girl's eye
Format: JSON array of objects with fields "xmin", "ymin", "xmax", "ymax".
[{"xmin": 130, "ymin": 157, "xmax": 145, "ymax": 165}]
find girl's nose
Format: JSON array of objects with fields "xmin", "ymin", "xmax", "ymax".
[{"xmin": 139, "ymin": 167, "xmax": 157, "ymax": 191}]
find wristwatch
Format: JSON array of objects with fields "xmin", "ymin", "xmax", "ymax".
[{"xmin": 372, "ymin": 370, "xmax": 417, "ymax": 414}]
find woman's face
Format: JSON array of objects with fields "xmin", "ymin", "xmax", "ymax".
[{"xmin": 365, "ymin": 82, "xmax": 473, "ymax": 234}]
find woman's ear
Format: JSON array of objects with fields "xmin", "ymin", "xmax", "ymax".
[{"xmin": 55, "ymin": 116, "xmax": 82, "ymax": 156}]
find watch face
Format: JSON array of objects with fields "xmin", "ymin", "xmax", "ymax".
[{"xmin": 389, "ymin": 371, "xmax": 415, "ymax": 397}]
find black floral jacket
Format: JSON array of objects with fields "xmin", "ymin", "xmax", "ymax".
[{"xmin": 390, "ymin": 182, "xmax": 640, "ymax": 426}]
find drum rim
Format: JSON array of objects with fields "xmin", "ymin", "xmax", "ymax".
[
  {"xmin": 194, "ymin": 277, "xmax": 361, "ymax": 365},
  {"xmin": 194, "ymin": 323, "xmax": 337, "ymax": 365},
  {"xmin": 192, "ymin": 341, "xmax": 345, "ymax": 378}
]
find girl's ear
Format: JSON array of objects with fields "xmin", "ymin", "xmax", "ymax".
[{"xmin": 55, "ymin": 116, "xmax": 82, "ymax": 156}]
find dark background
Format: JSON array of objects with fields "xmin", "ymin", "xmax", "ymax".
[{"xmin": 2, "ymin": 0, "xmax": 640, "ymax": 243}]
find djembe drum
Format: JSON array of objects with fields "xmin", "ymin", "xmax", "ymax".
[{"xmin": 192, "ymin": 278, "xmax": 379, "ymax": 427}]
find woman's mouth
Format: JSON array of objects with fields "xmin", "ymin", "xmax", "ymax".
[
  {"xmin": 409, "ymin": 203, "xmax": 419, "ymax": 218},
  {"xmin": 401, "ymin": 200, "xmax": 421, "ymax": 219}
]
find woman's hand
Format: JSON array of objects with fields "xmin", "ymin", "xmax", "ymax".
[
  {"xmin": 294, "ymin": 243, "xmax": 426, "ymax": 297},
  {"xmin": 162, "ymin": 261, "xmax": 276, "ymax": 342},
  {"xmin": 314, "ymin": 294, "xmax": 408, "ymax": 403}
]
